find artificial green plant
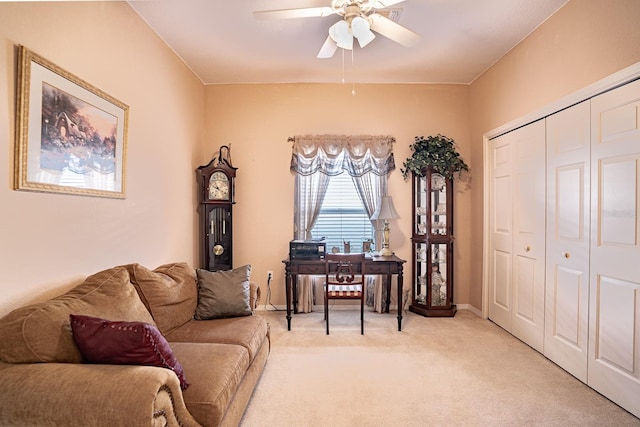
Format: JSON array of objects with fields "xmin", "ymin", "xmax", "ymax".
[{"xmin": 401, "ymin": 134, "xmax": 469, "ymax": 180}]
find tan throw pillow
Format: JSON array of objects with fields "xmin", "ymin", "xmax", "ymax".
[
  {"xmin": 0, "ymin": 267, "xmax": 154, "ymax": 364},
  {"xmin": 124, "ymin": 263, "xmax": 197, "ymax": 334},
  {"xmin": 195, "ymin": 265, "xmax": 252, "ymax": 320}
]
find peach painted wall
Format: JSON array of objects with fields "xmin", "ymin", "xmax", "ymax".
[
  {"xmin": 468, "ymin": 0, "xmax": 640, "ymax": 309},
  {"xmin": 0, "ymin": 2, "xmax": 204, "ymax": 316},
  {"xmin": 203, "ymin": 84, "xmax": 472, "ymax": 309}
]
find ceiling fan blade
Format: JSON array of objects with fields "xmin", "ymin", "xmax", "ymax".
[
  {"xmin": 369, "ymin": 0, "xmax": 406, "ymax": 8},
  {"xmin": 369, "ymin": 13, "xmax": 420, "ymax": 47},
  {"xmin": 317, "ymin": 35, "xmax": 338, "ymax": 59},
  {"xmin": 253, "ymin": 6, "xmax": 336, "ymax": 20}
]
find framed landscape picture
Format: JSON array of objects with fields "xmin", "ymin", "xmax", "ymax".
[{"xmin": 14, "ymin": 45, "xmax": 128, "ymax": 198}]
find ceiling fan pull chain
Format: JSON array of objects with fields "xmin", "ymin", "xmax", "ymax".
[
  {"xmin": 351, "ymin": 48, "xmax": 356, "ymax": 96},
  {"xmin": 341, "ymin": 48, "xmax": 346, "ymax": 84}
]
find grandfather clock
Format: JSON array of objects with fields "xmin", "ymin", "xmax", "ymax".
[{"xmin": 196, "ymin": 146, "xmax": 237, "ymax": 271}]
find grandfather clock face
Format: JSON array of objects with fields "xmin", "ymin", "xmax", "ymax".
[{"xmin": 208, "ymin": 171, "xmax": 230, "ymax": 201}]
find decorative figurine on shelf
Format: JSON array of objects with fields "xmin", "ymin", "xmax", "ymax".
[
  {"xmin": 431, "ymin": 263, "xmax": 446, "ymax": 306},
  {"xmin": 418, "ymin": 275, "xmax": 426, "ymax": 287},
  {"xmin": 432, "ymin": 174, "xmax": 446, "ymax": 191}
]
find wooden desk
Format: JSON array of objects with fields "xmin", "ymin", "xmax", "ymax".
[{"xmin": 283, "ymin": 255, "xmax": 406, "ymax": 331}]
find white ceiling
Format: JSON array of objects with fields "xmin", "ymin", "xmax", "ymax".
[{"xmin": 126, "ymin": 0, "xmax": 568, "ymax": 85}]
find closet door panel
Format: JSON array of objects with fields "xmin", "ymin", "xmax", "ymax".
[
  {"xmin": 589, "ymin": 79, "xmax": 640, "ymax": 418},
  {"xmin": 511, "ymin": 120, "xmax": 546, "ymax": 353},
  {"xmin": 544, "ymin": 101, "xmax": 590, "ymax": 382},
  {"xmin": 514, "ymin": 255, "xmax": 536, "ymax": 321},
  {"xmin": 488, "ymin": 135, "xmax": 514, "ymax": 331},
  {"xmin": 492, "ymin": 250, "xmax": 512, "ymax": 312},
  {"xmin": 552, "ymin": 266, "xmax": 584, "ymax": 343},
  {"xmin": 488, "ymin": 120, "xmax": 546, "ymax": 351},
  {"xmin": 594, "ymin": 276, "xmax": 638, "ymax": 372},
  {"xmin": 600, "ymin": 158, "xmax": 637, "ymax": 245}
]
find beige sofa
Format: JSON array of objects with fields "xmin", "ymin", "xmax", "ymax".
[{"xmin": 0, "ymin": 262, "xmax": 270, "ymax": 427}]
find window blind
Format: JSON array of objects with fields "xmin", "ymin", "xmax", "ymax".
[{"xmin": 311, "ymin": 173, "xmax": 374, "ymax": 253}]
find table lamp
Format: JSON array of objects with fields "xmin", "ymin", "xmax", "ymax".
[{"xmin": 371, "ymin": 195, "xmax": 399, "ymax": 256}]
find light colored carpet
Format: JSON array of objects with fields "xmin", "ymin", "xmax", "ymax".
[{"xmin": 240, "ymin": 309, "xmax": 640, "ymax": 427}]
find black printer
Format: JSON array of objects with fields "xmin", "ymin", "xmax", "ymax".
[{"xmin": 289, "ymin": 238, "xmax": 326, "ymax": 260}]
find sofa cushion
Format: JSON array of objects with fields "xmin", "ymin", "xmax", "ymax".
[
  {"xmin": 195, "ymin": 265, "xmax": 252, "ymax": 320},
  {"xmin": 124, "ymin": 263, "xmax": 197, "ymax": 335},
  {"xmin": 171, "ymin": 342, "xmax": 250, "ymax": 427},
  {"xmin": 69, "ymin": 314, "xmax": 189, "ymax": 390},
  {"xmin": 0, "ymin": 267, "xmax": 155, "ymax": 364},
  {"xmin": 165, "ymin": 315, "xmax": 269, "ymax": 362}
]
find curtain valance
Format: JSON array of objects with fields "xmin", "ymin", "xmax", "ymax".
[{"xmin": 290, "ymin": 135, "xmax": 396, "ymax": 177}]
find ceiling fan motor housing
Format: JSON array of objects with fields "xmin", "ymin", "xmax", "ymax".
[{"xmin": 344, "ymin": 5, "xmax": 363, "ymax": 22}]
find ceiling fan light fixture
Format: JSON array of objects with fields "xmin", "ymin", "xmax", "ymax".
[
  {"xmin": 356, "ymin": 29, "xmax": 376, "ymax": 48},
  {"xmin": 351, "ymin": 16, "xmax": 375, "ymax": 47},
  {"xmin": 329, "ymin": 20, "xmax": 353, "ymax": 50}
]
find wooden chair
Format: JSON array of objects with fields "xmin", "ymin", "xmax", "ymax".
[{"xmin": 324, "ymin": 253, "xmax": 366, "ymax": 335}]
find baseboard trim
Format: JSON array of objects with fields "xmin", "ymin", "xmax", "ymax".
[{"xmin": 455, "ymin": 304, "xmax": 482, "ymax": 317}]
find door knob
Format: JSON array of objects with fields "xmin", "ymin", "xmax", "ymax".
[
  {"xmin": 524, "ymin": 245, "xmax": 531, "ymax": 252},
  {"xmin": 562, "ymin": 252, "xmax": 570, "ymax": 259}
]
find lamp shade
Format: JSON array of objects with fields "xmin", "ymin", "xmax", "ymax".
[{"xmin": 371, "ymin": 196, "xmax": 399, "ymax": 220}]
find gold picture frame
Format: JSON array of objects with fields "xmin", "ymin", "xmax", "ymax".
[{"xmin": 14, "ymin": 45, "xmax": 128, "ymax": 198}]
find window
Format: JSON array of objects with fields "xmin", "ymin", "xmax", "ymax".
[
  {"xmin": 290, "ymin": 135, "xmax": 394, "ymax": 313},
  {"xmin": 310, "ymin": 173, "xmax": 374, "ymax": 253}
]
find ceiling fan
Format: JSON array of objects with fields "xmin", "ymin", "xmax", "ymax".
[{"xmin": 254, "ymin": 0, "xmax": 421, "ymax": 58}]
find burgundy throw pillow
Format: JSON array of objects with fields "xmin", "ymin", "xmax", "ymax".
[{"xmin": 70, "ymin": 314, "xmax": 189, "ymax": 390}]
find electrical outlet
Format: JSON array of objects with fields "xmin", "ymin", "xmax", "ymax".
[{"xmin": 267, "ymin": 271, "xmax": 273, "ymax": 281}]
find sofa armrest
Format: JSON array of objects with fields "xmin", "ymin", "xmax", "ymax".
[
  {"xmin": 0, "ymin": 362, "xmax": 200, "ymax": 427},
  {"xmin": 250, "ymin": 281, "xmax": 261, "ymax": 312}
]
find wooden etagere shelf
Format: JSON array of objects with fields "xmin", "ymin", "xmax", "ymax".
[{"xmin": 409, "ymin": 167, "xmax": 456, "ymax": 317}]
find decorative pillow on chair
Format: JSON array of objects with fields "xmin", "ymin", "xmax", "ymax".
[
  {"xmin": 69, "ymin": 314, "xmax": 189, "ymax": 390},
  {"xmin": 194, "ymin": 265, "xmax": 252, "ymax": 320}
]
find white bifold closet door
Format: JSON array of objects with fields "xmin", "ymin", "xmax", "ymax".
[
  {"xmin": 544, "ymin": 100, "xmax": 591, "ymax": 383},
  {"xmin": 588, "ymin": 78, "xmax": 640, "ymax": 418},
  {"xmin": 488, "ymin": 119, "xmax": 546, "ymax": 352}
]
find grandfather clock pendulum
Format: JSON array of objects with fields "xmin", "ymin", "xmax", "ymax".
[{"xmin": 196, "ymin": 145, "xmax": 237, "ymax": 271}]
